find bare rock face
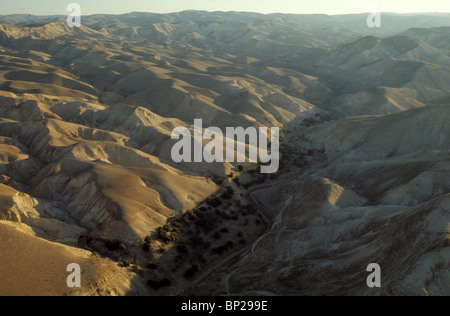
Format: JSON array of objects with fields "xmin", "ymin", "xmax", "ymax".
[
  {"xmin": 0, "ymin": 184, "xmax": 40, "ymax": 222},
  {"xmin": 0, "ymin": 11, "xmax": 449, "ymax": 296}
]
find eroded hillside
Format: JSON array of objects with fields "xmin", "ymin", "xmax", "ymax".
[{"xmin": 0, "ymin": 11, "xmax": 448, "ymax": 296}]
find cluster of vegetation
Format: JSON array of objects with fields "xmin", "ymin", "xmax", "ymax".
[
  {"xmin": 219, "ymin": 186, "xmax": 235, "ymax": 200},
  {"xmin": 142, "ymin": 236, "xmax": 154, "ymax": 252},
  {"xmin": 148, "ymin": 172, "xmax": 269, "ymax": 289},
  {"xmin": 125, "ymin": 128, "xmax": 322, "ymax": 293},
  {"xmin": 104, "ymin": 239, "xmax": 127, "ymax": 251},
  {"xmin": 211, "ymin": 241, "xmax": 234, "ymax": 255},
  {"xmin": 157, "ymin": 223, "xmax": 181, "ymax": 243},
  {"xmin": 121, "ymin": 261, "xmax": 144, "ymax": 275},
  {"xmin": 206, "ymin": 196, "xmax": 222, "ymax": 207}
]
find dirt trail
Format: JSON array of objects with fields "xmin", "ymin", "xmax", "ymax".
[{"xmin": 251, "ymin": 185, "xmax": 294, "ymax": 259}]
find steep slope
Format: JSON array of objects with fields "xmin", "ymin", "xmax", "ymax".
[{"xmin": 189, "ymin": 104, "xmax": 449, "ymax": 296}]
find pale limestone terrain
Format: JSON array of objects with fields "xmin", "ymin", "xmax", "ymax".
[{"xmin": 0, "ymin": 11, "xmax": 448, "ymax": 296}]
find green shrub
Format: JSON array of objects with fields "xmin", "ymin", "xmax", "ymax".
[
  {"xmin": 182, "ymin": 210, "xmax": 197, "ymax": 223},
  {"xmin": 157, "ymin": 224, "xmax": 180, "ymax": 243}
]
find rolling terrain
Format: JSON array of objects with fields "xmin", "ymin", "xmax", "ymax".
[{"xmin": 0, "ymin": 11, "xmax": 448, "ymax": 296}]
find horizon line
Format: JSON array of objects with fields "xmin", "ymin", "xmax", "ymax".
[{"xmin": 1, "ymin": 10, "xmax": 450, "ymax": 18}]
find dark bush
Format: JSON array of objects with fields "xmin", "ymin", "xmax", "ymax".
[
  {"xmin": 211, "ymin": 176, "xmax": 224, "ymax": 185},
  {"xmin": 211, "ymin": 244, "xmax": 229, "ymax": 255},
  {"xmin": 142, "ymin": 243, "xmax": 152, "ymax": 252},
  {"xmin": 184, "ymin": 264, "xmax": 199, "ymax": 279},
  {"xmin": 246, "ymin": 206, "xmax": 257, "ymax": 215},
  {"xmin": 182, "ymin": 210, "xmax": 197, "ymax": 223},
  {"xmin": 206, "ymin": 197, "xmax": 222, "ymax": 207},
  {"xmin": 196, "ymin": 216, "xmax": 218, "ymax": 234},
  {"xmin": 226, "ymin": 186, "xmax": 235, "ymax": 195},
  {"xmin": 213, "ymin": 231, "xmax": 221, "ymax": 240},
  {"xmin": 175, "ymin": 254, "xmax": 186, "ymax": 264},
  {"xmin": 220, "ymin": 227, "xmax": 229, "ymax": 233},
  {"xmin": 158, "ymin": 224, "xmax": 179, "ymax": 243},
  {"xmin": 189, "ymin": 236, "xmax": 205, "ymax": 248},
  {"xmin": 147, "ymin": 263, "xmax": 158, "ymax": 270},
  {"xmin": 221, "ymin": 192, "xmax": 232, "ymax": 200},
  {"xmin": 105, "ymin": 239, "xmax": 127, "ymax": 251},
  {"xmin": 216, "ymin": 210, "xmax": 232, "ymax": 220},
  {"xmin": 177, "ymin": 244, "xmax": 188, "ymax": 254},
  {"xmin": 147, "ymin": 278, "xmax": 172, "ymax": 291},
  {"xmin": 172, "ymin": 220, "xmax": 182, "ymax": 230}
]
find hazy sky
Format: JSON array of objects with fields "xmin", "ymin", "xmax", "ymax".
[{"xmin": 1, "ymin": 0, "xmax": 450, "ymax": 15}]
